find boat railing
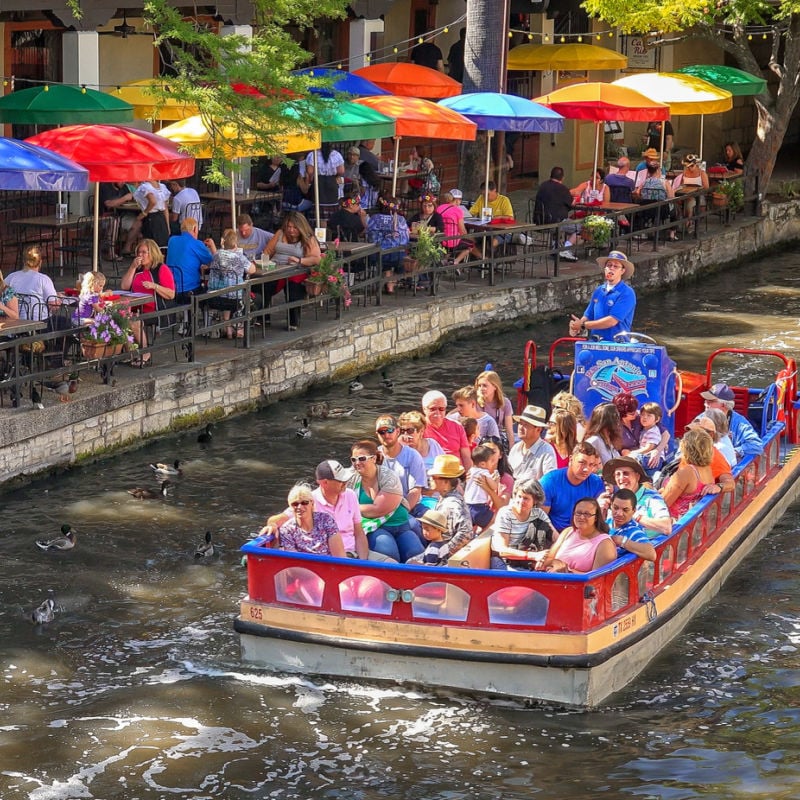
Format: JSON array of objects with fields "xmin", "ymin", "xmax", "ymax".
[{"xmin": 241, "ymin": 424, "xmax": 783, "ymax": 636}]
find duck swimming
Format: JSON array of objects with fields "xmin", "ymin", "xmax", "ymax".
[
  {"xmin": 380, "ymin": 370, "xmax": 394, "ymax": 391},
  {"xmin": 127, "ymin": 480, "xmax": 171, "ymax": 500},
  {"xmin": 296, "ymin": 418, "xmax": 311, "ymax": 438},
  {"xmin": 31, "ymin": 598, "xmax": 55, "ymax": 624},
  {"xmin": 150, "ymin": 460, "xmax": 183, "ymax": 476},
  {"xmin": 197, "ymin": 424, "xmax": 213, "ymax": 444},
  {"xmin": 349, "ymin": 377, "xmax": 364, "ymax": 393},
  {"xmin": 194, "ymin": 531, "xmax": 217, "ymax": 559},
  {"xmin": 35, "ymin": 525, "xmax": 76, "ymax": 552}
]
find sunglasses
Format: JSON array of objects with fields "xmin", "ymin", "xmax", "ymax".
[
  {"xmin": 399, "ymin": 427, "xmax": 418, "ymax": 435},
  {"xmin": 290, "ymin": 500, "xmax": 311, "ymax": 508},
  {"xmin": 350, "ymin": 455, "xmax": 375, "ymax": 464},
  {"xmin": 376, "ymin": 427, "xmax": 396, "ymax": 435}
]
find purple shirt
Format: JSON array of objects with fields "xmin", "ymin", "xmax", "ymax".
[{"xmin": 277, "ymin": 511, "xmax": 338, "ymax": 555}]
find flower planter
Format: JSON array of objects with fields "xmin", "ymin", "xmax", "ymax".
[
  {"xmin": 81, "ymin": 341, "xmax": 124, "ymax": 359},
  {"xmin": 304, "ymin": 280, "xmax": 326, "ymax": 297},
  {"xmin": 711, "ymin": 192, "xmax": 728, "ymax": 209}
]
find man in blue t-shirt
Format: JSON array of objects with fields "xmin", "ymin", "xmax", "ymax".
[
  {"xmin": 569, "ymin": 250, "xmax": 637, "ymax": 341},
  {"xmin": 540, "ymin": 442, "xmax": 605, "ymax": 531}
]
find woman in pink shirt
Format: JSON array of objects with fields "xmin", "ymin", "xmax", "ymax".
[
  {"xmin": 422, "ymin": 390, "xmax": 472, "ymax": 469},
  {"xmin": 534, "ymin": 497, "xmax": 616, "ymax": 573}
]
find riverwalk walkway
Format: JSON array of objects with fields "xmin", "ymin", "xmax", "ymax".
[{"xmin": 1, "ymin": 194, "xmax": 799, "ymax": 484}]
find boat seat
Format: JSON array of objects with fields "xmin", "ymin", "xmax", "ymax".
[{"xmin": 448, "ymin": 529, "xmax": 492, "ymax": 570}]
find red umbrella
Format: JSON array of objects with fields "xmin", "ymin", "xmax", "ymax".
[
  {"xmin": 27, "ymin": 124, "xmax": 195, "ymax": 270},
  {"xmin": 354, "ymin": 63, "xmax": 461, "ymax": 99}
]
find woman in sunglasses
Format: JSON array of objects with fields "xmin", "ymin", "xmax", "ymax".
[
  {"xmin": 348, "ymin": 439, "xmax": 423, "ymax": 563},
  {"xmin": 408, "ymin": 193, "xmax": 445, "ymax": 234},
  {"xmin": 271, "ymin": 484, "xmax": 345, "ymax": 557}
]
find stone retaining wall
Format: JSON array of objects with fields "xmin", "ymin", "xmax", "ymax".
[{"xmin": 3, "ymin": 201, "xmax": 799, "ymax": 483}]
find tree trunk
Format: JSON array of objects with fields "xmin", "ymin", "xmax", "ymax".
[
  {"xmin": 460, "ymin": 0, "xmax": 509, "ymax": 197},
  {"xmin": 747, "ymin": 90, "xmax": 799, "ymax": 198}
]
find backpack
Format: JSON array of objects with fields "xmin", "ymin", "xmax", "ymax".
[{"xmin": 640, "ymin": 176, "xmax": 668, "ymax": 202}]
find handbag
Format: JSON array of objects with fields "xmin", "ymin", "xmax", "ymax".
[{"xmin": 152, "ymin": 264, "xmax": 178, "ymax": 329}]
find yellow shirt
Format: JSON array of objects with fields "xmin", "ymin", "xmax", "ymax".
[{"xmin": 469, "ymin": 193, "xmax": 515, "ymax": 219}]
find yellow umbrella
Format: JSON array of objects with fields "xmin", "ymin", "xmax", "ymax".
[
  {"xmin": 613, "ymin": 73, "xmax": 733, "ymax": 160},
  {"xmin": 158, "ymin": 114, "xmax": 320, "ymax": 227},
  {"xmin": 107, "ymin": 79, "xmax": 197, "ymax": 121},
  {"xmin": 508, "ymin": 43, "xmax": 627, "ymax": 71}
]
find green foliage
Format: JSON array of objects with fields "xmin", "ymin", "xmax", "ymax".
[
  {"xmin": 715, "ymin": 179, "xmax": 745, "ymax": 210},
  {"xmin": 408, "ymin": 226, "xmax": 447, "ymax": 270},
  {"xmin": 140, "ymin": 0, "xmax": 348, "ymax": 186},
  {"xmin": 777, "ymin": 179, "xmax": 800, "ymax": 199}
]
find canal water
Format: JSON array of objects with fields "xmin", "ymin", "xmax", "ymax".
[{"xmin": 2, "ymin": 251, "xmax": 800, "ymax": 799}]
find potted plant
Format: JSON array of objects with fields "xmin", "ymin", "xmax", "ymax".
[
  {"xmin": 712, "ymin": 179, "xmax": 744, "ymax": 211},
  {"xmin": 81, "ymin": 306, "xmax": 136, "ymax": 359},
  {"xmin": 581, "ymin": 215, "xmax": 615, "ymax": 249},
  {"xmin": 403, "ymin": 225, "xmax": 446, "ymax": 274},
  {"xmin": 305, "ymin": 239, "xmax": 352, "ymax": 307}
]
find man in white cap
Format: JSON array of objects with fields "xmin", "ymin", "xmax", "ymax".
[
  {"xmin": 699, "ymin": 382, "xmax": 763, "ymax": 459},
  {"xmin": 569, "ymin": 250, "xmax": 636, "ymax": 341},
  {"xmin": 508, "ymin": 405, "xmax": 557, "ymax": 483}
]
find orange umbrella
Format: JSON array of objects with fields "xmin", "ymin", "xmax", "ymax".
[
  {"xmin": 353, "ymin": 63, "xmax": 461, "ymax": 99},
  {"xmin": 354, "ymin": 95, "xmax": 476, "ymax": 194}
]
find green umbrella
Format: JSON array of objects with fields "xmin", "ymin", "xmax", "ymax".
[
  {"xmin": 0, "ymin": 84, "xmax": 134, "ymax": 124},
  {"xmin": 284, "ymin": 98, "xmax": 396, "ymax": 142},
  {"xmin": 675, "ymin": 64, "xmax": 767, "ymax": 97}
]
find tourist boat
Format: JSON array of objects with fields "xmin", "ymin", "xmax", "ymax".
[{"xmin": 235, "ymin": 337, "xmax": 800, "ymax": 707}]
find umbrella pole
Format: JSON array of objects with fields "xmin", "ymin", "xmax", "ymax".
[
  {"xmin": 592, "ymin": 122, "xmax": 600, "ymax": 188},
  {"xmin": 699, "ymin": 115, "xmax": 704, "ymax": 162},
  {"xmin": 230, "ymin": 169, "xmax": 237, "ymax": 231},
  {"xmin": 92, "ymin": 182, "xmax": 100, "ymax": 272},
  {"xmin": 659, "ymin": 122, "xmax": 666, "ymax": 171},
  {"xmin": 314, "ymin": 150, "xmax": 321, "ymax": 230},
  {"xmin": 484, "ymin": 130, "xmax": 493, "ymax": 209},
  {"xmin": 391, "ymin": 137, "xmax": 401, "ymax": 197}
]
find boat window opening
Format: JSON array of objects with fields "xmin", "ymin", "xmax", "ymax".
[
  {"xmin": 722, "ymin": 486, "xmax": 734, "ymax": 517},
  {"xmin": 274, "ymin": 567, "xmax": 324, "ymax": 607},
  {"xmin": 690, "ymin": 519, "xmax": 703, "ymax": 553},
  {"xmin": 676, "ymin": 532, "xmax": 688, "ymax": 567},
  {"xmin": 412, "ymin": 582, "xmax": 470, "ymax": 622},
  {"xmin": 706, "ymin": 502, "xmax": 719, "ymax": 533},
  {"xmin": 758, "ymin": 452, "xmax": 767, "ymax": 481},
  {"xmin": 339, "ymin": 575, "xmax": 394, "ymax": 615},
  {"xmin": 658, "ymin": 545, "xmax": 674, "ymax": 582},
  {"xmin": 637, "ymin": 561, "xmax": 654, "ymax": 598},
  {"xmin": 487, "ymin": 586, "xmax": 549, "ymax": 626},
  {"xmin": 611, "ymin": 573, "xmax": 629, "ymax": 613}
]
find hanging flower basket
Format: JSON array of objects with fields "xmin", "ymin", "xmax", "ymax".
[
  {"xmin": 81, "ymin": 340, "xmax": 125, "ymax": 359},
  {"xmin": 304, "ymin": 279, "xmax": 327, "ymax": 297}
]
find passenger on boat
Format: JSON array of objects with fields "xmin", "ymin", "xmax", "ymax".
[
  {"xmin": 348, "ymin": 439, "xmax": 424, "ymax": 563},
  {"xmin": 551, "ymin": 391, "xmax": 587, "ymax": 440},
  {"xmin": 427, "ymin": 454, "xmax": 475, "ymax": 557},
  {"xmin": 600, "ymin": 457, "xmax": 672, "ymax": 538},
  {"xmin": 613, "ymin": 392, "xmax": 671, "ymax": 466},
  {"xmin": 659, "ymin": 430, "xmax": 729, "ymax": 520},
  {"xmin": 398, "ymin": 410, "xmax": 445, "ymax": 475},
  {"xmin": 583, "ymin": 402, "xmax": 622, "ymax": 467},
  {"xmin": 270, "ymin": 483, "xmax": 346, "ymax": 557},
  {"xmin": 546, "ymin": 408, "xmax": 579, "ymax": 468},
  {"xmin": 628, "ymin": 401, "xmax": 665, "ymax": 470},
  {"xmin": 686, "ymin": 416, "xmax": 735, "ymax": 479},
  {"xmin": 533, "ymin": 497, "xmax": 617, "ymax": 573},
  {"xmin": 464, "ymin": 444, "xmax": 501, "ymax": 530},
  {"xmin": 447, "ymin": 386, "xmax": 501, "ymax": 440},
  {"xmin": 699, "ymin": 382, "xmax": 763, "ymax": 459},
  {"xmin": 696, "ymin": 407, "xmax": 737, "ymax": 466},
  {"xmin": 375, "ymin": 414, "xmax": 427, "ymax": 516},
  {"xmin": 422, "ymin": 390, "xmax": 473, "ymax": 469},
  {"xmin": 490, "ymin": 479, "xmax": 558, "ymax": 570},
  {"xmin": 406, "ymin": 510, "xmax": 451, "ymax": 566},
  {"xmin": 508, "ymin": 404, "xmax": 557, "ymax": 482},
  {"xmin": 608, "ymin": 488, "xmax": 657, "ymax": 562},
  {"xmin": 539, "ymin": 442, "xmax": 605, "ymax": 531},
  {"xmin": 475, "ymin": 370, "xmax": 515, "ymax": 453},
  {"xmin": 568, "ymin": 251, "xmax": 637, "ymax": 341},
  {"xmin": 475, "ymin": 437, "xmax": 514, "ymax": 506}
]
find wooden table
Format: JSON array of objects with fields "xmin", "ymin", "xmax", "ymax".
[
  {"xmin": 707, "ymin": 169, "xmax": 740, "ymax": 183},
  {"xmin": 199, "ymin": 192, "xmax": 264, "ymax": 216},
  {"xmin": 246, "ymin": 265, "xmax": 306, "ymax": 330},
  {"xmin": 111, "ymin": 290, "xmax": 153, "ymax": 311},
  {"xmin": 0, "ymin": 317, "xmax": 47, "ymax": 336},
  {"xmin": 572, "ymin": 201, "xmax": 642, "ymax": 215}
]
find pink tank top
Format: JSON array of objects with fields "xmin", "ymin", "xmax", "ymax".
[
  {"xmin": 557, "ymin": 529, "xmax": 612, "ymax": 573},
  {"xmin": 668, "ymin": 465, "xmax": 708, "ymax": 519}
]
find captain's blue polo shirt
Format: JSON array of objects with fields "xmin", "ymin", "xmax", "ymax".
[{"xmin": 583, "ymin": 281, "xmax": 636, "ymax": 340}]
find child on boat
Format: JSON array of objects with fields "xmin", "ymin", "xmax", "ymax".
[
  {"xmin": 628, "ymin": 401, "xmax": 665, "ymax": 472},
  {"xmin": 461, "ymin": 417, "xmax": 479, "ymax": 448},
  {"xmin": 464, "ymin": 444, "xmax": 500, "ymax": 530},
  {"xmin": 407, "ymin": 509, "xmax": 451, "ymax": 566}
]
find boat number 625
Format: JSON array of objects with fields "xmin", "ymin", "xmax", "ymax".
[{"xmin": 249, "ymin": 606, "xmax": 263, "ymax": 620}]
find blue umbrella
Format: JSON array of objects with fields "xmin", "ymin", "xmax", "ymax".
[
  {"xmin": 439, "ymin": 92, "xmax": 564, "ymax": 207},
  {"xmin": 293, "ymin": 67, "xmax": 391, "ymax": 98},
  {"xmin": 0, "ymin": 137, "xmax": 89, "ymax": 191}
]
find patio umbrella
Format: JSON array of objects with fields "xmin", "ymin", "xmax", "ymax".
[
  {"xmin": 107, "ymin": 79, "xmax": 197, "ymax": 121},
  {"xmin": 353, "ymin": 63, "xmax": 461, "ymax": 99},
  {"xmin": 675, "ymin": 64, "xmax": 767, "ymax": 97},
  {"xmin": 0, "ymin": 84, "xmax": 134, "ymax": 125},
  {"xmin": 439, "ymin": 92, "xmax": 564, "ymax": 208},
  {"xmin": 354, "ymin": 95, "xmax": 477, "ymax": 195},
  {"xmin": 0, "ymin": 137, "xmax": 88, "ymax": 191},
  {"xmin": 613, "ymin": 73, "xmax": 733, "ymax": 161},
  {"xmin": 508, "ymin": 43, "xmax": 627, "ymax": 72},
  {"xmin": 27, "ymin": 124, "xmax": 195, "ymax": 271},
  {"xmin": 158, "ymin": 114, "xmax": 320, "ymax": 228},
  {"xmin": 292, "ymin": 68, "xmax": 391, "ymax": 98},
  {"xmin": 534, "ymin": 82, "xmax": 670, "ymax": 185}
]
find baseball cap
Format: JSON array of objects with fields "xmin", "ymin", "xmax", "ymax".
[
  {"xmin": 700, "ymin": 382, "xmax": 735, "ymax": 402},
  {"xmin": 315, "ymin": 460, "xmax": 353, "ymax": 482},
  {"xmin": 449, "ymin": 188, "xmax": 463, "ymax": 199}
]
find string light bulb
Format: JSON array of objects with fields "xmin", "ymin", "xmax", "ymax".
[
  {"xmin": 81, "ymin": 86, "xmax": 86, "ymax": 93},
  {"xmin": 596, "ymin": 34, "xmax": 601, "ymax": 40},
  {"xmin": 528, "ymin": 33, "xmax": 534, "ymax": 40},
  {"xmin": 577, "ymin": 36, "xmax": 583, "ymax": 42},
  {"xmin": 748, "ymin": 34, "xmax": 753, "ymax": 40},
  {"xmin": 544, "ymin": 34, "xmax": 550, "ymax": 42},
  {"xmin": 393, "ymin": 46, "xmax": 398, "ymax": 53},
  {"xmin": 418, "ymin": 37, "xmax": 423, "ymax": 44},
  {"xmin": 763, "ymin": 33, "xmax": 767, "ymax": 39},
  {"xmin": 443, "ymin": 27, "xmax": 449, "ymax": 34},
  {"xmin": 44, "ymin": 84, "xmax": 49, "ymax": 91},
  {"xmin": 560, "ymin": 36, "xmax": 565, "ymax": 43},
  {"xmin": 609, "ymin": 31, "xmax": 614, "ymax": 37},
  {"xmin": 508, "ymin": 31, "xmax": 513, "ymax": 38}
]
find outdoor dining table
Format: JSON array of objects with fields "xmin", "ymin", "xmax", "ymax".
[
  {"xmin": 247, "ymin": 264, "xmax": 306, "ymax": 332},
  {"xmin": 0, "ymin": 316, "xmax": 48, "ymax": 407},
  {"xmin": 199, "ymin": 191, "xmax": 261, "ymax": 215},
  {"xmin": 10, "ymin": 213, "xmax": 85, "ymax": 273},
  {"xmin": 463, "ymin": 218, "xmax": 533, "ymax": 286}
]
